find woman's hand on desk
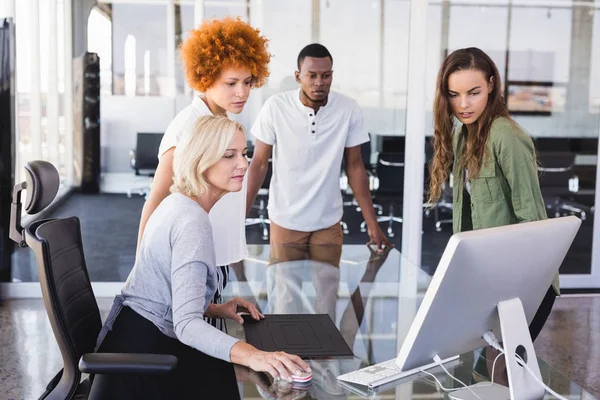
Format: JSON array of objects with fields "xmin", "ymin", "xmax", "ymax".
[
  {"xmin": 231, "ymin": 341, "xmax": 311, "ymax": 382},
  {"xmin": 208, "ymin": 297, "xmax": 264, "ymax": 323}
]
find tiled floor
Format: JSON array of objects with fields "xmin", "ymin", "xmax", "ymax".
[
  {"xmin": 0, "ymin": 296, "xmax": 598, "ymax": 399},
  {"xmin": 534, "ymin": 296, "xmax": 600, "ymax": 397}
]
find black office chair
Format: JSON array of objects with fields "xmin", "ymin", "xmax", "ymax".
[
  {"xmin": 9, "ymin": 160, "xmax": 177, "ymax": 400},
  {"xmin": 360, "ymin": 152, "xmax": 404, "ymax": 237},
  {"xmin": 537, "ymin": 151, "xmax": 590, "ymax": 220},
  {"xmin": 433, "ymin": 179, "xmax": 453, "ymax": 232},
  {"xmin": 342, "ymin": 137, "xmax": 384, "ymax": 217},
  {"xmin": 128, "ymin": 132, "xmax": 164, "ymax": 199},
  {"xmin": 246, "ymin": 159, "xmax": 272, "ymax": 240},
  {"xmin": 423, "ymin": 157, "xmax": 453, "ymax": 232}
]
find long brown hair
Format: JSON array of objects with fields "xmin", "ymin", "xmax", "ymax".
[{"xmin": 428, "ymin": 47, "xmax": 510, "ymax": 203}]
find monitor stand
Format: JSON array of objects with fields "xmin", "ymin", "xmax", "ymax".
[{"xmin": 452, "ymin": 297, "xmax": 546, "ymax": 400}]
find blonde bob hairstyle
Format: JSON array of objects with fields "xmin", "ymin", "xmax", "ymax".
[{"xmin": 171, "ymin": 115, "xmax": 245, "ymax": 198}]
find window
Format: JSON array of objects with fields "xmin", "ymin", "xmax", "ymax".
[{"xmin": 111, "ymin": 4, "xmax": 169, "ymax": 96}]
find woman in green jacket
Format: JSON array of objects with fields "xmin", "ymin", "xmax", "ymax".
[
  {"xmin": 428, "ymin": 47, "xmax": 556, "ymax": 343},
  {"xmin": 428, "ymin": 47, "xmax": 557, "ymax": 385}
]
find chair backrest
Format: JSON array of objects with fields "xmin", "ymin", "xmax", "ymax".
[
  {"xmin": 533, "ymin": 138, "xmax": 569, "ymax": 153},
  {"xmin": 135, "ymin": 132, "xmax": 163, "ymax": 172},
  {"xmin": 262, "ymin": 159, "xmax": 273, "ymax": 189},
  {"xmin": 26, "ymin": 216, "xmax": 102, "ymax": 400},
  {"xmin": 376, "ymin": 152, "xmax": 405, "ymax": 195},
  {"xmin": 361, "ymin": 137, "xmax": 372, "ymax": 169},
  {"xmin": 536, "ymin": 151, "xmax": 576, "ymax": 190}
]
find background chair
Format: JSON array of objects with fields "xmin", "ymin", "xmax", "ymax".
[
  {"xmin": 128, "ymin": 132, "xmax": 163, "ymax": 199},
  {"xmin": 9, "ymin": 160, "xmax": 176, "ymax": 400},
  {"xmin": 360, "ymin": 152, "xmax": 404, "ymax": 237},
  {"xmin": 246, "ymin": 158, "xmax": 272, "ymax": 240},
  {"xmin": 537, "ymin": 151, "xmax": 591, "ymax": 220},
  {"xmin": 342, "ymin": 137, "xmax": 384, "ymax": 216},
  {"xmin": 432, "ymin": 179, "xmax": 453, "ymax": 232}
]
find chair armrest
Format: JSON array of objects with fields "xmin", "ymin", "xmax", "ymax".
[
  {"xmin": 538, "ymin": 166, "xmax": 572, "ymax": 173},
  {"xmin": 129, "ymin": 149, "xmax": 136, "ymax": 169},
  {"xmin": 379, "ymin": 159, "xmax": 404, "ymax": 167},
  {"xmin": 79, "ymin": 353, "xmax": 177, "ymax": 375}
]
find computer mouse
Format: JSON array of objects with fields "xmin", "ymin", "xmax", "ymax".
[{"xmin": 291, "ymin": 371, "xmax": 312, "ymax": 382}]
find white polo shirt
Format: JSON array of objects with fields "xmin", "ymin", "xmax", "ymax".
[
  {"xmin": 251, "ymin": 89, "xmax": 369, "ymax": 232},
  {"xmin": 158, "ymin": 96, "xmax": 247, "ymax": 266}
]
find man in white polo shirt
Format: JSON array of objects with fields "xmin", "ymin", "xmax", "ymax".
[{"xmin": 246, "ymin": 43, "xmax": 390, "ymax": 264}]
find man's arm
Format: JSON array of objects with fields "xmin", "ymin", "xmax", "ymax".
[
  {"xmin": 136, "ymin": 147, "xmax": 175, "ymax": 252},
  {"xmin": 344, "ymin": 146, "xmax": 391, "ymax": 250},
  {"xmin": 246, "ymin": 140, "xmax": 273, "ymax": 217}
]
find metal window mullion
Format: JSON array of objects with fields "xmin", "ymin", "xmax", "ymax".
[
  {"xmin": 400, "ymin": 0, "xmax": 429, "ymax": 268},
  {"xmin": 29, "ymin": 0, "xmax": 42, "ymax": 161}
]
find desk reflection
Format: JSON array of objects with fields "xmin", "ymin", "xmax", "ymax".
[{"xmin": 226, "ymin": 244, "xmax": 425, "ymax": 399}]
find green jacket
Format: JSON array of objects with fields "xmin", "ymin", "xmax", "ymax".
[{"xmin": 451, "ymin": 117, "xmax": 559, "ymax": 294}]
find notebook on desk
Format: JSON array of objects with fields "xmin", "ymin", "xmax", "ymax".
[{"xmin": 242, "ymin": 314, "xmax": 354, "ymax": 357}]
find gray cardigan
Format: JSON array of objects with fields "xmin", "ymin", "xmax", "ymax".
[{"xmin": 120, "ymin": 193, "xmax": 239, "ymax": 362}]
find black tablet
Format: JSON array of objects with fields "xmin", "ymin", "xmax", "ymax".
[{"xmin": 242, "ymin": 314, "xmax": 354, "ymax": 357}]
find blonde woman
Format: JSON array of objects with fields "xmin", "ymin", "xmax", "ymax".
[
  {"xmin": 92, "ymin": 116, "xmax": 309, "ymax": 400},
  {"xmin": 138, "ymin": 17, "xmax": 272, "ymax": 330}
]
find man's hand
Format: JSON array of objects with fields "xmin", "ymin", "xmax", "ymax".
[
  {"xmin": 209, "ymin": 297, "xmax": 264, "ymax": 324},
  {"xmin": 366, "ymin": 224, "xmax": 392, "ymax": 252},
  {"xmin": 365, "ymin": 242, "xmax": 392, "ymax": 277}
]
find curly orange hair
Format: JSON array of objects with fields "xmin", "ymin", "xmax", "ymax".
[{"xmin": 180, "ymin": 17, "xmax": 271, "ymax": 92}]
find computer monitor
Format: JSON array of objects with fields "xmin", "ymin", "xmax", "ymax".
[{"xmin": 395, "ymin": 216, "xmax": 581, "ymax": 399}]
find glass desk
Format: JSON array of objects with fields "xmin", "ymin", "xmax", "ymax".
[{"xmin": 222, "ymin": 244, "xmax": 595, "ymax": 399}]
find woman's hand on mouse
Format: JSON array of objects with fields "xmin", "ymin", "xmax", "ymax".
[
  {"xmin": 247, "ymin": 349, "xmax": 311, "ymax": 382},
  {"xmin": 231, "ymin": 342, "xmax": 311, "ymax": 381}
]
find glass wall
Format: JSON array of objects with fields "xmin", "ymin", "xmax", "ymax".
[
  {"xmin": 75, "ymin": 0, "xmax": 600, "ymax": 288},
  {"xmin": 320, "ymin": 0, "xmax": 410, "ymax": 135},
  {"xmin": 14, "ymin": 0, "xmax": 72, "ymax": 186},
  {"xmin": 81, "ymin": 0, "xmax": 600, "ymax": 287}
]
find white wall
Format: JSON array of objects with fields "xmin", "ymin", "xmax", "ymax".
[{"xmin": 100, "ymin": 95, "xmax": 177, "ymax": 173}]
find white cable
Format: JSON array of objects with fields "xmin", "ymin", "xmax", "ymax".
[
  {"xmin": 483, "ymin": 331, "xmax": 571, "ymax": 400},
  {"xmin": 483, "ymin": 330, "xmax": 504, "ymax": 352},
  {"xmin": 421, "ymin": 351, "xmax": 504, "ymax": 398},
  {"xmin": 515, "ymin": 355, "xmax": 570, "ymax": 400},
  {"xmin": 419, "ymin": 368, "xmax": 461, "ymax": 393},
  {"xmin": 432, "ymin": 355, "xmax": 484, "ymax": 400}
]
